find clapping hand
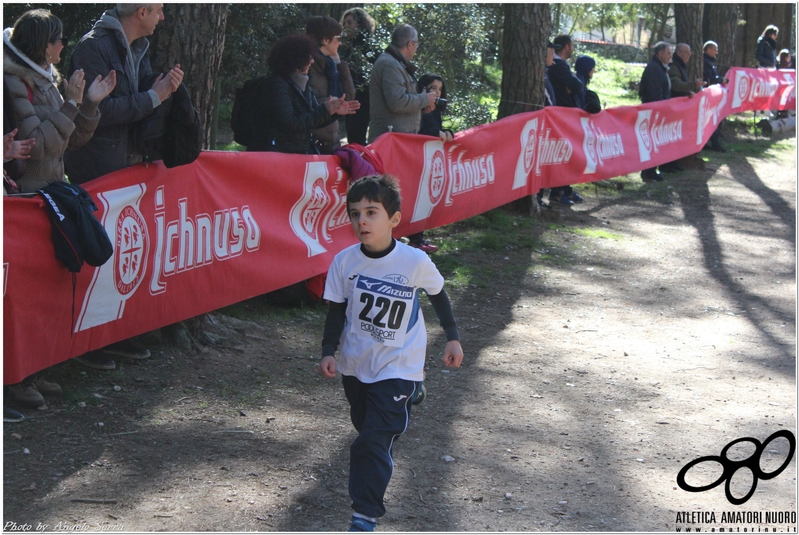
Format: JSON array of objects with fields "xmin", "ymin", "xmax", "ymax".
[
  {"xmin": 326, "ymin": 96, "xmax": 360, "ymax": 116},
  {"xmin": 63, "ymin": 69, "xmax": 86, "ymax": 104},
  {"xmin": 3, "ymin": 129, "xmax": 35, "ymax": 160},
  {"xmin": 85, "ymin": 70, "xmax": 117, "ymax": 104}
]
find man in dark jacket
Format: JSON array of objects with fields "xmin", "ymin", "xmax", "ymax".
[
  {"xmin": 64, "ymin": 3, "xmax": 183, "ymax": 369},
  {"xmin": 64, "ymin": 3, "xmax": 184, "ymax": 184},
  {"xmin": 546, "ymin": 34, "xmax": 584, "ymax": 205},
  {"xmin": 669, "ymin": 43, "xmax": 704, "ymax": 98},
  {"xmin": 702, "ymin": 41, "xmax": 728, "ymax": 152},
  {"xmin": 638, "ymin": 41, "xmax": 682, "ymax": 181}
]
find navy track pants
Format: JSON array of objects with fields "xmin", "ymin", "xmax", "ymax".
[{"xmin": 343, "ymin": 375, "xmax": 416, "ymax": 519}]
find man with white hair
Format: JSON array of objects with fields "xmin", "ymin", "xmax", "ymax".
[
  {"xmin": 669, "ymin": 43, "xmax": 705, "ymax": 98},
  {"xmin": 367, "ymin": 23, "xmax": 436, "ymax": 142}
]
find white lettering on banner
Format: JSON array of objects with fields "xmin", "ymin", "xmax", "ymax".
[
  {"xmin": 76, "ymin": 184, "xmax": 148, "ymax": 332},
  {"xmin": 512, "ymin": 118, "xmax": 538, "ymax": 190},
  {"xmin": 149, "ymin": 187, "xmax": 260, "ymax": 295},
  {"xmin": 581, "ymin": 117, "xmax": 625, "ymax": 174},
  {"xmin": 635, "ymin": 110, "xmax": 683, "ymax": 162},
  {"xmin": 411, "ymin": 140, "xmax": 447, "ymax": 223},
  {"xmin": 289, "ymin": 162, "xmax": 349, "ymax": 256},
  {"xmin": 3, "ymin": 262, "xmax": 7, "ymax": 297},
  {"xmin": 444, "ymin": 146, "xmax": 495, "ymax": 205},
  {"xmin": 780, "ymin": 72, "xmax": 796, "ymax": 107},
  {"xmin": 535, "ymin": 127, "xmax": 573, "ymax": 176},
  {"xmin": 732, "ymin": 70, "xmax": 781, "ymax": 109}
]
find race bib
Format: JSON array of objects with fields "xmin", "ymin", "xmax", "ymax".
[{"xmin": 350, "ymin": 275, "xmax": 415, "ymax": 347}]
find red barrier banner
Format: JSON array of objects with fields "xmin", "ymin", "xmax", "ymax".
[{"xmin": 3, "ymin": 68, "xmax": 794, "ymax": 383}]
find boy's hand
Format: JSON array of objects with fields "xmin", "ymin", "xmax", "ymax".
[
  {"xmin": 442, "ymin": 341, "xmax": 463, "ymax": 368},
  {"xmin": 319, "ymin": 356, "xmax": 337, "ymax": 378}
]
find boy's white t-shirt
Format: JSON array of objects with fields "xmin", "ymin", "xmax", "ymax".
[{"xmin": 324, "ymin": 241, "xmax": 445, "ymax": 383}]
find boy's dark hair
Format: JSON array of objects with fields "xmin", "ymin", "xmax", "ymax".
[
  {"xmin": 306, "ymin": 16, "xmax": 342, "ymax": 46},
  {"xmin": 347, "ymin": 175, "xmax": 401, "ymax": 217},
  {"xmin": 553, "ymin": 34, "xmax": 572, "ymax": 48}
]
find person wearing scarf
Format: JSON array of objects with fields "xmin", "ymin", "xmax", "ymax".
[
  {"xmin": 307, "ymin": 16, "xmax": 355, "ymax": 154},
  {"xmin": 367, "ymin": 24, "xmax": 436, "ymax": 143},
  {"xmin": 756, "ymin": 25, "xmax": 779, "ymax": 68},
  {"xmin": 574, "ymin": 55, "xmax": 601, "ymax": 114}
]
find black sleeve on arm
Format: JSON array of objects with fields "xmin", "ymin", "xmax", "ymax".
[
  {"xmin": 321, "ymin": 300, "xmax": 347, "ymax": 357},
  {"xmin": 427, "ymin": 289, "xmax": 460, "ymax": 342}
]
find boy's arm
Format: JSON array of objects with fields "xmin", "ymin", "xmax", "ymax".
[
  {"xmin": 320, "ymin": 300, "xmax": 347, "ymax": 378},
  {"xmin": 427, "ymin": 289, "xmax": 464, "ymax": 368}
]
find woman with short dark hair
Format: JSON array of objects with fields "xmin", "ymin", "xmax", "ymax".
[
  {"xmin": 306, "ymin": 16, "xmax": 355, "ymax": 153},
  {"xmin": 248, "ymin": 34, "xmax": 359, "ymax": 154},
  {"xmin": 3, "ymin": 8, "xmax": 116, "ymax": 193}
]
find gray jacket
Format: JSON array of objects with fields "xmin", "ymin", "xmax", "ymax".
[
  {"xmin": 367, "ymin": 46, "xmax": 428, "ymax": 143},
  {"xmin": 64, "ymin": 9, "xmax": 161, "ymax": 184}
]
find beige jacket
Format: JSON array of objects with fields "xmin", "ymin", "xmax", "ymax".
[{"xmin": 3, "ymin": 52, "xmax": 100, "ymax": 193}]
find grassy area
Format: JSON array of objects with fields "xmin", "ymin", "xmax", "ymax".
[{"xmin": 589, "ymin": 57, "xmax": 645, "ymax": 109}]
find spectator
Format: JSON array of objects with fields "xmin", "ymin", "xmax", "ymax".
[
  {"xmin": 64, "ymin": 3, "xmax": 181, "ymax": 370},
  {"xmin": 778, "ymin": 49, "xmax": 794, "ymax": 69},
  {"xmin": 3, "ymin": 8, "xmax": 116, "ymax": 408},
  {"xmin": 669, "ymin": 43, "xmax": 704, "ymax": 98},
  {"xmin": 537, "ymin": 41, "xmax": 560, "ymax": 209},
  {"xmin": 3, "ymin": 9, "xmax": 115, "ymax": 193},
  {"xmin": 574, "ymin": 55, "xmax": 601, "ymax": 114},
  {"xmin": 367, "ymin": 24, "xmax": 437, "ymax": 143},
  {"xmin": 755, "ymin": 25, "xmax": 779, "ymax": 68},
  {"xmin": 405, "ymin": 72, "xmax": 453, "ymax": 254},
  {"xmin": 639, "ymin": 41, "xmax": 680, "ymax": 182},
  {"xmin": 702, "ymin": 41, "xmax": 728, "ymax": 152},
  {"xmin": 64, "ymin": 3, "xmax": 183, "ymax": 184},
  {"xmin": 306, "ymin": 16, "xmax": 356, "ymax": 154},
  {"xmin": 546, "ymin": 34, "xmax": 584, "ymax": 206},
  {"xmin": 340, "ymin": 7, "xmax": 378, "ymax": 146},
  {"xmin": 249, "ymin": 34, "xmax": 358, "ymax": 154}
]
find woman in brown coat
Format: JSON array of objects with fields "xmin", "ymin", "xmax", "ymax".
[
  {"xmin": 3, "ymin": 9, "xmax": 116, "ymax": 194},
  {"xmin": 2, "ymin": 9, "xmax": 115, "ymax": 409},
  {"xmin": 306, "ymin": 16, "xmax": 356, "ymax": 153}
]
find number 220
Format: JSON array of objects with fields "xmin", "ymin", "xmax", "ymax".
[{"xmin": 359, "ymin": 294, "xmax": 406, "ymax": 330}]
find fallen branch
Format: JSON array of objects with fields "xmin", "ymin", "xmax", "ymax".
[{"xmin": 71, "ymin": 498, "xmax": 118, "ymax": 504}]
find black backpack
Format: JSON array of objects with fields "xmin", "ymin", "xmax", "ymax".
[
  {"xmin": 37, "ymin": 182, "xmax": 113, "ymax": 273},
  {"xmin": 231, "ymin": 76, "xmax": 268, "ymax": 147}
]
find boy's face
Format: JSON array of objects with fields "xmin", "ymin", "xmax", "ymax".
[{"xmin": 348, "ymin": 198, "xmax": 401, "ymax": 253}]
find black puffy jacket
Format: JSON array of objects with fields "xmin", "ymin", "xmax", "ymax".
[{"xmin": 247, "ymin": 74, "xmax": 335, "ymax": 154}]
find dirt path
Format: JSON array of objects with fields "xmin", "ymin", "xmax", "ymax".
[{"xmin": 3, "ymin": 138, "xmax": 796, "ymax": 532}]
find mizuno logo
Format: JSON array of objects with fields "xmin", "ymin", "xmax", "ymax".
[
  {"xmin": 393, "ymin": 395, "xmax": 408, "ymax": 402},
  {"xmin": 362, "ymin": 280, "xmax": 381, "ymax": 289}
]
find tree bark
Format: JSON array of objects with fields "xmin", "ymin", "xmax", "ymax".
[
  {"xmin": 498, "ymin": 4, "xmax": 550, "ymax": 215},
  {"xmin": 150, "ymin": 4, "xmax": 229, "ymax": 149},
  {"xmin": 703, "ymin": 4, "xmax": 738, "ymax": 77},
  {"xmin": 734, "ymin": 4, "xmax": 794, "ymax": 68},
  {"xmin": 674, "ymin": 4, "xmax": 704, "ymax": 82}
]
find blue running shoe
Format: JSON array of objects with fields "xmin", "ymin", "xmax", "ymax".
[
  {"xmin": 411, "ymin": 381, "xmax": 427, "ymax": 405},
  {"xmin": 348, "ymin": 516, "xmax": 376, "ymax": 532},
  {"xmin": 549, "ymin": 193, "xmax": 574, "ymax": 206},
  {"xmin": 568, "ymin": 191, "xmax": 584, "ymax": 204}
]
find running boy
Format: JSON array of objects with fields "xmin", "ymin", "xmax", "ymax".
[{"xmin": 319, "ymin": 174, "xmax": 464, "ymax": 532}]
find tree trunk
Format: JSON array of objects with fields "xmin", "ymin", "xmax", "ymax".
[
  {"xmin": 734, "ymin": 4, "xmax": 794, "ymax": 68},
  {"xmin": 498, "ymin": 4, "xmax": 550, "ymax": 215},
  {"xmin": 150, "ymin": 4, "xmax": 229, "ymax": 149},
  {"xmin": 703, "ymin": 4, "xmax": 738, "ymax": 77},
  {"xmin": 674, "ymin": 4, "xmax": 704, "ymax": 82}
]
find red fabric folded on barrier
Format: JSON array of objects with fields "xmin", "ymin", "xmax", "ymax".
[{"xmin": 3, "ymin": 68, "xmax": 794, "ymax": 383}]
